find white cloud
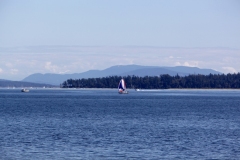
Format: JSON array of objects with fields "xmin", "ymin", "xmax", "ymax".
[
  {"xmin": 175, "ymin": 61, "xmax": 199, "ymax": 67},
  {"xmin": 222, "ymin": 67, "xmax": 237, "ymax": 73},
  {"xmin": 5, "ymin": 62, "xmax": 13, "ymax": 68},
  {"xmin": 0, "ymin": 46, "xmax": 240, "ymax": 80},
  {"xmin": 169, "ymin": 56, "xmax": 181, "ymax": 59},
  {"xmin": 175, "ymin": 62, "xmax": 181, "ymax": 66},
  {"xmin": 44, "ymin": 61, "xmax": 59, "ymax": 73},
  {"xmin": 0, "ymin": 68, "xmax": 3, "ymax": 73},
  {"xmin": 10, "ymin": 69, "xmax": 18, "ymax": 74},
  {"xmin": 183, "ymin": 62, "xmax": 191, "ymax": 66},
  {"xmin": 59, "ymin": 70, "xmax": 70, "ymax": 74}
]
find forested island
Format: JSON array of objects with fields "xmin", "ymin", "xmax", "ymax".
[{"xmin": 61, "ymin": 73, "xmax": 240, "ymax": 89}]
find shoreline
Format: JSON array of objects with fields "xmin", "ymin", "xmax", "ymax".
[{"xmin": 1, "ymin": 87, "xmax": 240, "ymax": 91}]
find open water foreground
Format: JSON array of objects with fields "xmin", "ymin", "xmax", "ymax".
[{"xmin": 0, "ymin": 88, "xmax": 240, "ymax": 159}]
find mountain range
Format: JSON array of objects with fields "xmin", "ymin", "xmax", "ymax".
[
  {"xmin": 22, "ymin": 65, "xmax": 221, "ymax": 85},
  {"xmin": 0, "ymin": 79, "xmax": 55, "ymax": 88}
]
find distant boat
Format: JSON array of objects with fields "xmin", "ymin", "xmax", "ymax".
[
  {"xmin": 21, "ymin": 88, "xmax": 29, "ymax": 92},
  {"xmin": 118, "ymin": 79, "xmax": 128, "ymax": 94},
  {"xmin": 135, "ymin": 89, "xmax": 140, "ymax": 91}
]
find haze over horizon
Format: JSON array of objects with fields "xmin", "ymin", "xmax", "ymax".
[{"xmin": 0, "ymin": 0, "xmax": 240, "ymax": 80}]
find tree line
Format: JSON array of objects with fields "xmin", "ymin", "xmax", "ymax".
[{"xmin": 61, "ymin": 73, "xmax": 240, "ymax": 89}]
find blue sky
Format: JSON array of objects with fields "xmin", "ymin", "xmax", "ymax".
[{"xmin": 0, "ymin": 0, "xmax": 240, "ymax": 80}]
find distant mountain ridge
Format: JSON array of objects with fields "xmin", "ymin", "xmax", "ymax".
[
  {"xmin": 22, "ymin": 65, "xmax": 222, "ymax": 85},
  {"xmin": 0, "ymin": 79, "xmax": 55, "ymax": 88}
]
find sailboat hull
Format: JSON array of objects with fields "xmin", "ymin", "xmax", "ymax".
[{"xmin": 118, "ymin": 91, "xmax": 128, "ymax": 94}]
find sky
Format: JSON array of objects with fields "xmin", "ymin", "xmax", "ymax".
[{"xmin": 0, "ymin": 0, "xmax": 240, "ymax": 80}]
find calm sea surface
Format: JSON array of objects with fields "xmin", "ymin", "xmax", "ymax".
[{"xmin": 0, "ymin": 89, "xmax": 240, "ymax": 159}]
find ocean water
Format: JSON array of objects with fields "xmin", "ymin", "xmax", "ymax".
[{"xmin": 0, "ymin": 89, "xmax": 240, "ymax": 159}]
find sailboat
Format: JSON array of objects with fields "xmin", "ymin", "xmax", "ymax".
[
  {"xmin": 118, "ymin": 79, "xmax": 128, "ymax": 94},
  {"xmin": 21, "ymin": 88, "xmax": 29, "ymax": 92}
]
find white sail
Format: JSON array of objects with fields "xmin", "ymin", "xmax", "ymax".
[{"xmin": 118, "ymin": 79, "xmax": 128, "ymax": 94}]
